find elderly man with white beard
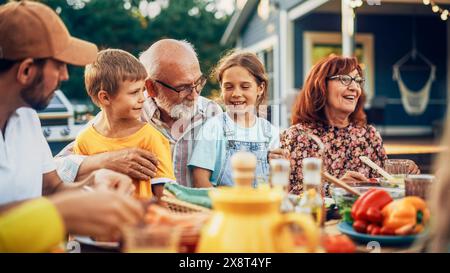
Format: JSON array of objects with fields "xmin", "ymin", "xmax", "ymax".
[
  {"xmin": 138, "ymin": 39, "xmax": 223, "ymax": 186},
  {"xmin": 55, "ymin": 39, "xmax": 222, "ymax": 187},
  {"xmin": 56, "ymin": 39, "xmax": 286, "ymax": 187}
]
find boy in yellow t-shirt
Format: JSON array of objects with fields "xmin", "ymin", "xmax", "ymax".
[{"xmin": 74, "ymin": 49, "xmax": 176, "ymax": 200}]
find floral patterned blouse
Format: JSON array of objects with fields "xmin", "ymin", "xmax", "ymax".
[{"xmin": 280, "ymin": 122, "xmax": 387, "ymax": 195}]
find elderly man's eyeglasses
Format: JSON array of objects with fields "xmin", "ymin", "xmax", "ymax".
[
  {"xmin": 328, "ymin": 75, "xmax": 365, "ymax": 87},
  {"xmin": 154, "ymin": 75, "xmax": 207, "ymax": 95}
]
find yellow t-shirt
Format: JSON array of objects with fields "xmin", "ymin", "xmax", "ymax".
[
  {"xmin": 74, "ymin": 123, "xmax": 176, "ymax": 197},
  {"xmin": 0, "ymin": 198, "xmax": 65, "ymax": 253}
]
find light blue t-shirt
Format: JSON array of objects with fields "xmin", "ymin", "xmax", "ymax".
[{"xmin": 188, "ymin": 112, "xmax": 280, "ymax": 186}]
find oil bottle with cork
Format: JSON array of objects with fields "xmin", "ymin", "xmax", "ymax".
[{"xmin": 296, "ymin": 158, "xmax": 325, "ymax": 226}]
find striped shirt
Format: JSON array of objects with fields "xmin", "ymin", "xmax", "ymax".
[
  {"xmin": 54, "ymin": 96, "xmax": 222, "ymax": 187},
  {"xmin": 140, "ymin": 96, "xmax": 222, "ymax": 186}
]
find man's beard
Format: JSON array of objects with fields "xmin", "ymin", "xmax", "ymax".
[
  {"xmin": 20, "ymin": 71, "xmax": 59, "ymax": 111},
  {"xmin": 169, "ymin": 101, "xmax": 197, "ymax": 120}
]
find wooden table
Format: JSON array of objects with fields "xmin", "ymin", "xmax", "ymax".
[
  {"xmin": 75, "ymin": 220, "xmax": 425, "ymax": 253},
  {"xmin": 324, "ymin": 220, "xmax": 424, "ymax": 253}
]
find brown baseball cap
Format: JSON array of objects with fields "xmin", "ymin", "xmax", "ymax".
[{"xmin": 0, "ymin": 1, "xmax": 98, "ymax": 66}]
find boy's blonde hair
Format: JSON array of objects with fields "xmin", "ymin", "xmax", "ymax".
[{"xmin": 85, "ymin": 49, "xmax": 147, "ymax": 105}]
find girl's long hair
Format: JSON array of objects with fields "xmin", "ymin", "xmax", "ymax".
[{"xmin": 213, "ymin": 50, "xmax": 268, "ymax": 109}]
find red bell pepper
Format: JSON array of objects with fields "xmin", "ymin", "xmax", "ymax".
[
  {"xmin": 366, "ymin": 207, "xmax": 383, "ymax": 223},
  {"xmin": 367, "ymin": 223, "xmax": 381, "ymax": 234},
  {"xmin": 370, "ymin": 226, "xmax": 381, "ymax": 236},
  {"xmin": 353, "ymin": 220, "xmax": 368, "ymax": 233},
  {"xmin": 351, "ymin": 188, "xmax": 377, "ymax": 219},
  {"xmin": 352, "ymin": 189, "xmax": 393, "ymax": 223}
]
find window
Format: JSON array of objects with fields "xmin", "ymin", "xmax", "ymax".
[
  {"xmin": 245, "ymin": 35, "xmax": 278, "ymax": 123},
  {"xmin": 257, "ymin": 47, "xmax": 274, "ymax": 100},
  {"xmin": 257, "ymin": 48, "xmax": 274, "ymax": 121}
]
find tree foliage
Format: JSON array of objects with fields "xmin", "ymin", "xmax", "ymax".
[{"xmin": 34, "ymin": 0, "xmax": 232, "ymax": 103}]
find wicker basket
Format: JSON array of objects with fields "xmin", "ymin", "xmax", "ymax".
[
  {"xmin": 161, "ymin": 189, "xmax": 211, "ymax": 214},
  {"xmin": 158, "ymin": 190, "xmax": 211, "ymax": 252}
]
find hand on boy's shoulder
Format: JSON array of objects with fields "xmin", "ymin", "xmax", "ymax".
[{"xmin": 97, "ymin": 148, "xmax": 159, "ymax": 181}]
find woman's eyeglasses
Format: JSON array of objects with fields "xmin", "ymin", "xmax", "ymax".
[
  {"xmin": 154, "ymin": 75, "xmax": 207, "ymax": 95},
  {"xmin": 327, "ymin": 75, "xmax": 365, "ymax": 87}
]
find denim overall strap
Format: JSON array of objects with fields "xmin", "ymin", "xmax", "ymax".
[
  {"xmin": 215, "ymin": 113, "xmax": 235, "ymax": 186},
  {"xmin": 261, "ymin": 118, "xmax": 273, "ymax": 141},
  {"xmin": 215, "ymin": 115, "xmax": 271, "ymax": 187},
  {"xmin": 222, "ymin": 112, "xmax": 234, "ymax": 138}
]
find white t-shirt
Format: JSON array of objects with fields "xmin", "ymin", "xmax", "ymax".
[{"xmin": 0, "ymin": 107, "xmax": 56, "ymax": 205}]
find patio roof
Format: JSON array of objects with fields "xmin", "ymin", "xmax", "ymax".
[
  {"xmin": 221, "ymin": 0, "xmax": 450, "ymax": 45},
  {"xmin": 220, "ymin": 0, "xmax": 258, "ymax": 45}
]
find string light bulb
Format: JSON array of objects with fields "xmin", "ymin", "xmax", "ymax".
[
  {"xmin": 432, "ymin": 5, "xmax": 440, "ymax": 13},
  {"xmin": 424, "ymin": 0, "xmax": 449, "ymax": 21},
  {"xmin": 347, "ymin": 0, "xmax": 363, "ymax": 9},
  {"xmin": 236, "ymin": 0, "xmax": 246, "ymax": 10},
  {"xmin": 257, "ymin": 0, "xmax": 270, "ymax": 21},
  {"xmin": 441, "ymin": 12, "xmax": 448, "ymax": 21},
  {"xmin": 348, "ymin": 0, "xmax": 356, "ymax": 8}
]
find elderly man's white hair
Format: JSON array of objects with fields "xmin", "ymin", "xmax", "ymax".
[{"xmin": 139, "ymin": 39, "xmax": 198, "ymax": 79}]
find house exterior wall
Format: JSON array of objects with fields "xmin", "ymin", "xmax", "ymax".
[
  {"xmin": 281, "ymin": 0, "xmax": 305, "ymax": 10},
  {"xmin": 241, "ymin": 7, "xmax": 280, "ymax": 48},
  {"xmin": 238, "ymin": 0, "xmax": 308, "ymax": 47},
  {"xmin": 294, "ymin": 12, "xmax": 447, "ymax": 128}
]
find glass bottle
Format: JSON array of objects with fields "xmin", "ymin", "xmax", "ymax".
[
  {"xmin": 269, "ymin": 158, "xmax": 293, "ymax": 212},
  {"xmin": 296, "ymin": 158, "xmax": 324, "ymax": 226}
]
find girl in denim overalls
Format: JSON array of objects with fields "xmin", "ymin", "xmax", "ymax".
[{"xmin": 188, "ymin": 51, "xmax": 280, "ymax": 188}]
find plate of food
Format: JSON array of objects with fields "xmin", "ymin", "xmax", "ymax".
[
  {"xmin": 337, "ymin": 222, "xmax": 427, "ymax": 246},
  {"xmin": 330, "ymin": 185, "xmax": 404, "ymax": 210}
]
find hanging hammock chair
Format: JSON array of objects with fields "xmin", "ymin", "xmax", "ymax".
[{"xmin": 392, "ymin": 49, "xmax": 436, "ymax": 116}]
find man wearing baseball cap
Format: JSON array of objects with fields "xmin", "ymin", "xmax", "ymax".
[{"xmin": 0, "ymin": 1, "xmax": 144, "ymax": 252}]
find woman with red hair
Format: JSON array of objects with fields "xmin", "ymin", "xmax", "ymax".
[{"xmin": 281, "ymin": 55, "xmax": 417, "ymax": 195}]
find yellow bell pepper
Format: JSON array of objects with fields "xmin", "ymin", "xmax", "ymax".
[{"xmin": 381, "ymin": 196, "xmax": 430, "ymax": 235}]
